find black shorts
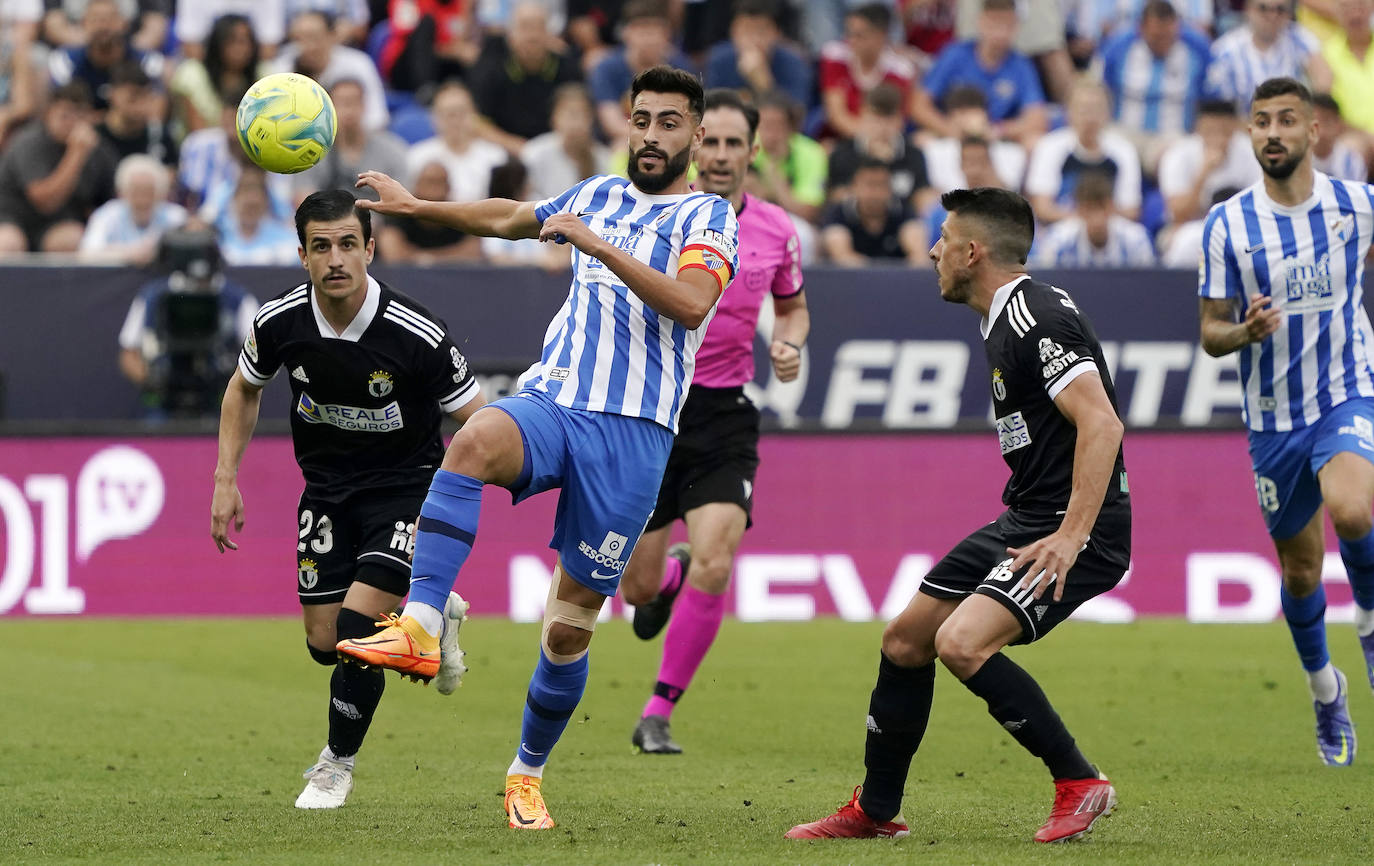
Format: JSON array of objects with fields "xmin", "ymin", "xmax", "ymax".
[
  {"xmin": 919, "ymin": 507, "xmax": 1131, "ymax": 644},
  {"xmin": 646, "ymin": 385, "xmax": 761, "ymax": 532},
  {"xmin": 294, "ymin": 489, "xmax": 425, "ymax": 605}
]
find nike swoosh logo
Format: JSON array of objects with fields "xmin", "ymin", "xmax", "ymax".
[
  {"xmin": 591, "ymin": 568, "xmax": 619, "ymax": 580},
  {"xmin": 1334, "ymin": 732, "xmax": 1350, "ymax": 764},
  {"xmin": 510, "ymin": 803, "xmax": 536, "ymax": 825},
  {"xmin": 1245, "ymin": 243, "xmax": 1265, "ymax": 255}
]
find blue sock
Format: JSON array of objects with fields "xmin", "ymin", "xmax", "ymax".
[
  {"xmin": 1338, "ymin": 530, "xmax": 1374, "ymax": 611},
  {"xmin": 407, "ymin": 470, "xmax": 483, "ymax": 611},
  {"xmin": 1280, "ymin": 585, "xmax": 1330, "ymax": 672},
  {"xmin": 516, "ymin": 650, "xmax": 589, "ymax": 767}
]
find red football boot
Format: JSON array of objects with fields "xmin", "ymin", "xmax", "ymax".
[
  {"xmin": 1034, "ymin": 773, "xmax": 1116, "ymax": 843},
  {"xmin": 784, "ymin": 787, "xmax": 909, "ymax": 839}
]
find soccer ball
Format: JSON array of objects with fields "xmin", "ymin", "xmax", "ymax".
[{"xmin": 235, "ymin": 72, "xmax": 336, "ymax": 175}]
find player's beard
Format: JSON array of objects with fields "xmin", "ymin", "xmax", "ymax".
[
  {"xmin": 627, "ymin": 142, "xmax": 693, "ymax": 193},
  {"xmin": 1257, "ymin": 140, "xmax": 1306, "ymax": 180}
]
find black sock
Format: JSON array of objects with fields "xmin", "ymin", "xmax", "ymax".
[
  {"xmin": 328, "ymin": 608, "xmax": 386, "ymax": 759},
  {"xmin": 961, "ymin": 652, "xmax": 1095, "ymax": 780},
  {"xmin": 857, "ymin": 654, "xmax": 936, "ymax": 823}
]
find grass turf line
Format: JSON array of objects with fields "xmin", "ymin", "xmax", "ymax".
[{"xmin": 1, "ymin": 618, "xmax": 1371, "ymax": 864}]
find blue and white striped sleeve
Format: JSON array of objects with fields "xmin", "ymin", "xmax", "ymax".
[
  {"xmin": 680, "ymin": 195, "xmax": 741, "ymax": 283},
  {"xmin": 1199, "ymin": 205, "xmax": 1239, "ymax": 300},
  {"xmin": 533, "ymin": 175, "xmax": 606, "ymax": 223}
]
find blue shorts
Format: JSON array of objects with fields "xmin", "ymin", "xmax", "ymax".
[
  {"xmin": 490, "ymin": 388, "xmax": 673, "ymax": 596},
  {"xmin": 1248, "ymin": 397, "xmax": 1374, "ymax": 539}
]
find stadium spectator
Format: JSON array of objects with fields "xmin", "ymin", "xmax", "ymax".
[
  {"xmin": 1158, "ymin": 184, "xmax": 1238, "ymax": 268},
  {"xmin": 467, "ymin": 1, "xmax": 581, "ymax": 154},
  {"xmin": 175, "ymin": 0, "xmax": 286, "ymax": 60},
  {"xmin": 284, "ymin": 0, "xmax": 372, "ymax": 46},
  {"xmin": 0, "ymin": 83, "xmax": 119, "ymax": 255},
  {"xmin": 565, "ymin": 0, "xmax": 627, "ymax": 72},
  {"xmin": 748, "ymin": 90, "xmax": 827, "ymax": 223},
  {"xmin": 272, "ymin": 9, "xmax": 389, "ymax": 132},
  {"xmin": 898, "ymin": 0, "xmax": 958, "ymax": 65},
  {"xmin": 0, "ymin": 0, "xmax": 44, "ymax": 147},
  {"xmin": 48, "ymin": 0, "xmax": 166, "ymax": 113},
  {"xmin": 1033, "ymin": 170, "xmax": 1156, "ymax": 266},
  {"xmin": 168, "ymin": 14, "xmax": 263, "ymax": 136},
  {"xmin": 924, "ymin": 133, "xmax": 1006, "ymax": 242},
  {"xmin": 117, "ymin": 228, "xmax": 257, "ymax": 417},
  {"xmin": 588, "ymin": 0, "xmax": 690, "ymax": 140},
  {"xmin": 953, "ymin": 0, "xmax": 1075, "ymax": 103},
  {"xmin": 293, "ymin": 79, "xmax": 409, "ymax": 202},
  {"xmin": 1311, "ymin": 92, "xmax": 1368, "ymax": 181},
  {"xmin": 817, "ymin": 3, "xmax": 919, "ymax": 140},
  {"xmin": 821, "ymin": 158, "xmax": 929, "ymax": 266},
  {"xmin": 379, "ymin": 0, "xmax": 482, "ymax": 91},
  {"xmin": 177, "ymin": 97, "xmax": 241, "ymax": 210},
  {"xmin": 1206, "ymin": 0, "xmax": 1331, "ymax": 114},
  {"xmin": 703, "ymin": 0, "xmax": 812, "ymax": 108},
  {"xmin": 1070, "ymin": 0, "xmax": 1214, "ymax": 46},
  {"xmin": 44, "ymin": 0, "xmax": 170, "ymax": 54},
  {"xmin": 1322, "ymin": 0, "xmax": 1374, "ymax": 136},
  {"xmin": 212, "ymin": 168, "xmax": 300, "ymax": 265},
  {"xmin": 827, "ymin": 83, "xmax": 935, "ymax": 213},
  {"xmin": 1025, "ymin": 77, "xmax": 1141, "ymax": 224},
  {"xmin": 919, "ymin": 84, "xmax": 1026, "ymax": 193},
  {"xmin": 914, "ymin": 0, "xmax": 1048, "ymax": 147},
  {"xmin": 1156, "ymin": 98, "xmax": 1260, "ymax": 225},
  {"xmin": 679, "ymin": 0, "xmax": 740, "ymax": 59},
  {"xmin": 97, "ymin": 60, "xmax": 177, "ymax": 165},
  {"xmin": 520, "ymin": 83, "xmax": 610, "ymax": 201},
  {"xmin": 378, "ymin": 160, "xmax": 482, "ymax": 264},
  {"xmin": 1097, "ymin": 0, "xmax": 1212, "ymax": 171},
  {"xmin": 407, "ymin": 81, "xmax": 508, "ymax": 203},
  {"xmin": 79, "ymin": 153, "xmax": 186, "ymax": 263},
  {"xmin": 481, "ymin": 157, "xmax": 567, "ymax": 267}
]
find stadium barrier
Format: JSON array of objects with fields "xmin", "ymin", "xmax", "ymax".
[
  {"xmin": 1, "ymin": 433, "xmax": 1358, "ymax": 622},
  {"xmin": 0, "ymin": 264, "xmax": 1260, "ymax": 428}
]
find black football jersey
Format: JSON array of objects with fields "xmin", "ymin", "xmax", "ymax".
[
  {"xmin": 238, "ymin": 278, "xmax": 479, "ymax": 503},
  {"xmin": 982, "ymin": 277, "xmax": 1129, "ymax": 517}
]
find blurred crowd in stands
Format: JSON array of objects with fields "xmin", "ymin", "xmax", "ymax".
[{"xmin": 1, "ymin": 0, "xmax": 1372, "ymax": 273}]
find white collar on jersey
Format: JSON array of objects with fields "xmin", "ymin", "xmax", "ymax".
[
  {"xmin": 1253, "ymin": 170, "xmax": 1328, "ymax": 216},
  {"xmin": 981, "ymin": 275, "xmax": 1032, "ymax": 339},
  {"xmin": 311, "ymin": 274, "xmax": 381, "ymax": 341}
]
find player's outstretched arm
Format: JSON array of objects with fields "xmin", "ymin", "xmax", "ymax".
[
  {"xmin": 1199, "ymin": 294, "xmax": 1281, "ymax": 357},
  {"xmin": 1008, "ymin": 371, "xmax": 1123, "ymax": 601},
  {"xmin": 539, "ymin": 212, "xmax": 724, "ymax": 328},
  {"xmin": 212, "ymin": 369, "xmax": 263, "ymax": 553},
  {"xmin": 354, "ymin": 171, "xmax": 542, "ymax": 240}
]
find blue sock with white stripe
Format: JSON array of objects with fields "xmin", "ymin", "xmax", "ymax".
[
  {"xmin": 1280, "ymin": 584, "xmax": 1330, "ymax": 672},
  {"xmin": 1338, "ymin": 530, "xmax": 1374, "ymax": 612},
  {"xmin": 515, "ymin": 650, "xmax": 589, "ymax": 768},
  {"xmin": 405, "ymin": 470, "xmax": 482, "ymax": 619}
]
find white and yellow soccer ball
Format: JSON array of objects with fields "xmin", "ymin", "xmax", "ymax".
[{"xmin": 235, "ymin": 72, "xmax": 337, "ymax": 174}]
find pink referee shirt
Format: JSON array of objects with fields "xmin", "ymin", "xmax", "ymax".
[{"xmin": 692, "ymin": 194, "xmax": 804, "ymax": 388}]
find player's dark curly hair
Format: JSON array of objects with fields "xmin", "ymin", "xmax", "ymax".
[
  {"xmin": 1252, "ymin": 77, "xmax": 1312, "ymax": 107},
  {"xmin": 940, "ymin": 187, "xmax": 1036, "ymax": 266},
  {"xmin": 630, "ymin": 66, "xmax": 705, "ymax": 122},
  {"xmin": 295, "ymin": 189, "xmax": 372, "ymax": 247}
]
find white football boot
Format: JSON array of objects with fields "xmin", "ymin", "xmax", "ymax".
[
  {"xmin": 295, "ymin": 750, "xmax": 353, "ymax": 809},
  {"xmin": 436, "ymin": 591, "xmax": 470, "ymax": 696}
]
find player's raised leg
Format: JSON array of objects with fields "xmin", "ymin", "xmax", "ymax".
[
  {"xmin": 337, "ymin": 408, "xmax": 525, "ymax": 680},
  {"xmin": 631, "ymin": 502, "xmax": 745, "ymax": 754},
  {"xmin": 621, "ymin": 524, "xmax": 679, "ymax": 640},
  {"xmin": 505, "ymin": 565, "xmax": 607, "ymax": 830},
  {"xmin": 1275, "ymin": 510, "xmax": 1356, "ymax": 766},
  {"xmin": 786, "ymin": 592, "xmax": 956, "ymax": 839},
  {"xmin": 1319, "ymin": 449, "xmax": 1374, "ymax": 693}
]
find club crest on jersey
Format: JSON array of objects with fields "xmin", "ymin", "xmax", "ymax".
[
  {"xmin": 298, "ymin": 557, "xmax": 319, "ymax": 589},
  {"xmin": 992, "ymin": 368, "xmax": 1007, "ymax": 401},
  {"xmin": 368, "ymin": 370, "xmax": 394, "ymax": 397}
]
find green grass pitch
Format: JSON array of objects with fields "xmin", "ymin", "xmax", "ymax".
[{"xmin": 3, "ymin": 617, "xmax": 1372, "ymax": 864}]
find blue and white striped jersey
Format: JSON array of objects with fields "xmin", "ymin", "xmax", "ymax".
[
  {"xmin": 1199, "ymin": 172, "xmax": 1374, "ymax": 432},
  {"xmin": 1033, "ymin": 214, "xmax": 1156, "ymax": 268},
  {"xmin": 523, "ymin": 174, "xmax": 740, "ymax": 432},
  {"xmin": 1206, "ymin": 24, "xmax": 1320, "ymax": 112}
]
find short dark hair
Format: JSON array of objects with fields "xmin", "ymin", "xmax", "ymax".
[
  {"xmin": 1141, "ymin": 0, "xmax": 1178, "ymax": 20},
  {"xmin": 940, "ymin": 187, "xmax": 1035, "ymax": 266},
  {"xmin": 944, "ymin": 85, "xmax": 988, "ymax": 113},
  {"xmin": 1252, "ymin": 76, "xmax": 1312, "ymax": 107},
  {"xmin": 51, "ymin": 81, "xmax": 92, "ymax": 108},
  {"xmin": 960, "ymin": 134, "xmax": 991, "ymax": 154},
  {"xmin": 853, "ymin": 155, "xmax": 892, "ymax": 176},
  {"xmin": 630, "ymin": 65, "xmax": 706, "ymax": 122},
  {"xmin": 1313, "ymin": 92, "xmax": 1341, "ymax": 114},
  {"xmin": 847, "ymin": 2, "xmax": 892, "ymax": 31},
  {"xmin": 1074, "ymin": 170, "xmax": 1115, "ymax": 206},
  {"xmin": 864, "ymin": 82, "xmax": 903, "ymax": 117},
  {"xmin": 756, "ymin": 90, "xmax": 802, "ymax": 128},
  {"xmin": 489, "ymin": 158, "xmax": 529, "ymax": 199},
  {"xmin": 982, "ymin": 0, "xmax": 1017, "ymax": 14},
  {"xmin": 704, "ymin": 88, "xmax": 760, "ymax": 140},
  {"xmin": 1198, "ymin": 98, "xmax": 1236, "ymax": 118},
  {"xmin": 621, "ymin": 0, "xmax": 671, "ymax": 24},
  {"xmin": 733, "ymin": 0, "xmax": 780, "ymax": 19},
  {"xmin": 295, "ymin": 189, "xmax": 372, "ymax": 247},
  {"xmin": 109, "ymin": 59, "xmax": 151, "ymax": 89}
]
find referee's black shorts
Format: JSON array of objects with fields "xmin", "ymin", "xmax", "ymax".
[
  {"xmin": 645, "ymin": 385, "xmax": 760, "ymax": 532},
  {"xmin": 919, "ymin": 506, "xmax": 1131, "ymax": 644}
]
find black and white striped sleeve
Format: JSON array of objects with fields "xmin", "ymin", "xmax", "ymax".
[
  {"xmin": 387, "ymin": 298, "xmax": 481, "ymax": 414},
  {"xmin": 238, "ymin": 286, "xmax": 306, "ymax": 386},
  {"xmin": 1012, "ymin": 289, "xmax": 1098, "ymax": 402}
]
